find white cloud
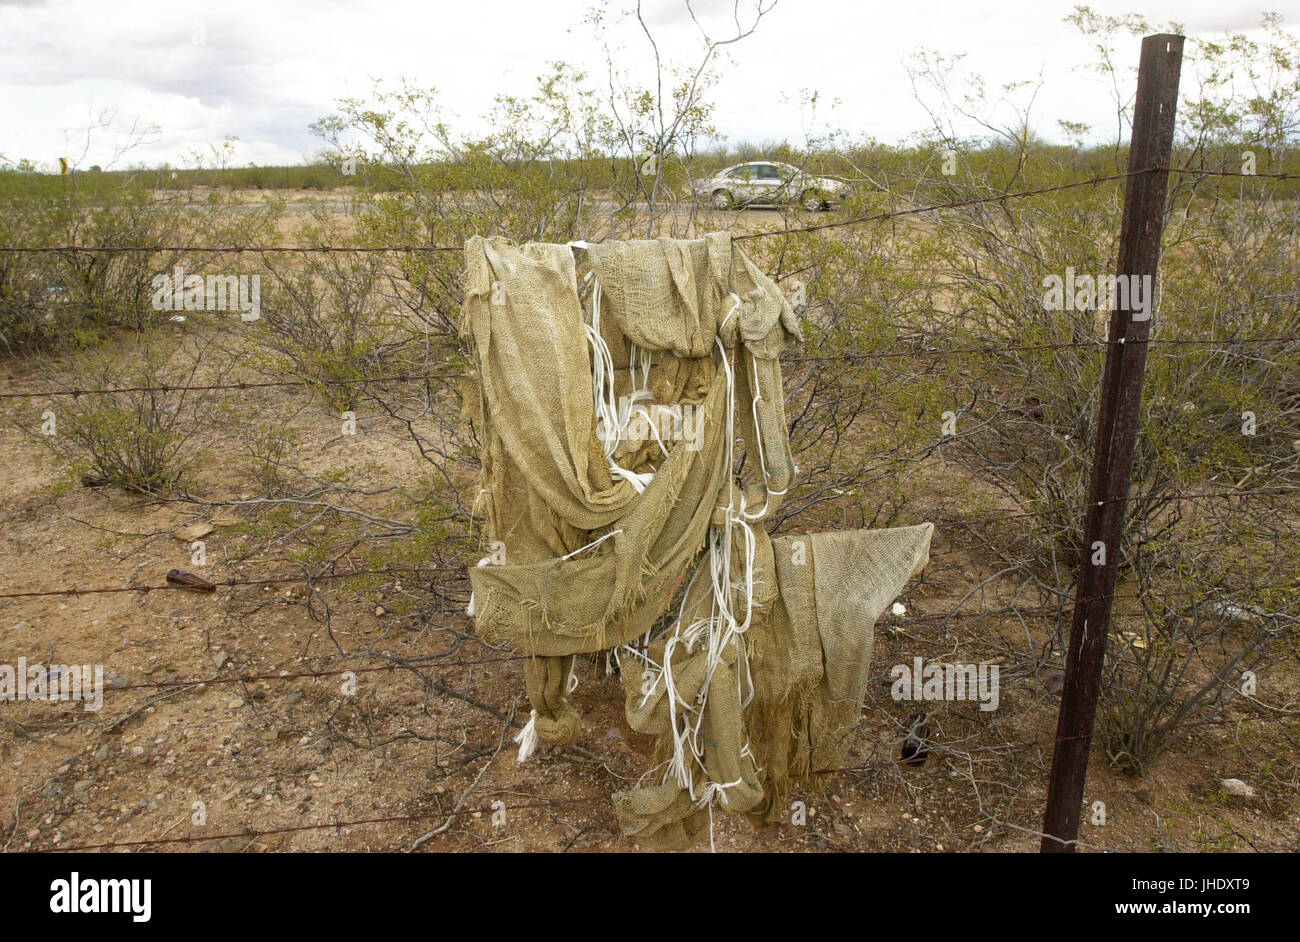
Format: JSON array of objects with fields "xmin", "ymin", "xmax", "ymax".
[{"xmin": 1, "ymin": 0, "xmax": 1297, "ymax": 169}]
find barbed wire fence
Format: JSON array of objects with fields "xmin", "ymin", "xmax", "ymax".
[{"xmin": 1, "ymin": 158, "xmax": 1297, "ymax": 853}]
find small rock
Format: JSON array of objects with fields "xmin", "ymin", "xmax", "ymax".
[
  {"xmin": 72, "ymin": 780, "xmax": 91, "ymax": 794},
  {"xmin": 212, "ymin": 652, "xmax": 230, "ymax": 670},
  {"xmin": 1135, "ymin": 789, "xmax": 1152, "ymax": 804},
  {"xmin": 108, "ymin": 676, "xmax": 131, "ymax": 690},
  {"xmin": 972, "ymin": 824, "xmax": 984, "ymax": 833},
  {"xmin": 130, "ymin": 746, "xmax": 145, "ymax": 757},
  {"xmin": 1220, "ymin": 778, "xmax": 1256, "ymax": 798},
  {"xmin": 374, "ymin": 606, "xmax": 385, "ymax": 616}
]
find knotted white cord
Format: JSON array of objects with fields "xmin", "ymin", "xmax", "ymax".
[
  {"xmin": 653, "ymin": 294, "xmax": 769, "ymax": 800},
  {"xmin": 514, "ymin": 710, "xmax": 539, "ymax": 763},
  {"xmin": 695, "ymin": 776, "xmax": 744, "ymax": 854}
]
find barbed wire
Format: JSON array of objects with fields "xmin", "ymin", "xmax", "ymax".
[
  {"xmin": 1, "ymin": 164, "xmax": 1289, "ymax": 259},
  {"xmin": 734, "ymin": 167, "xmax": 1145, "ymax": 241},
  {"xmin": 735, "ymin": 164, "xmax": 1297, "ymax": 241},
  {"xmin": 2, "ymin": 485, "xmax": 1294, "ymax": 601},
  {"xmin": 0, "ymin": 243, "xmax": 462, "ymax": 255},
  {"xmin": 0, "ymin": 563, "xmax": 464, "ymax": 600},
  {"xmin": 1168, "ymin": 167, "xmax": 1297, "ymax": 180},
  {"xmin": 104, "ymin": 651, "xmax": 531, "ymax": 693},
  {"xmin": 1, "ymin": 575, "xmax": 1288, "ymax": 699},
  {"xmin": 1, "ymin": 333, "xmax": 1293, "ymax": 401},
  {"xmin": 3, "ymin": 563, "xmax": 1291, "ymax": 702},
  {"xmin": 28, "ymin": 795, "xmax": 604, "ymax": 853},
  {"xmin": 0, "ymin": 370, "xmax": 458, "ymax": 400},
  {"xmin": 789, "ymin": 334, "xmax": 1297, "ymax": 364}
]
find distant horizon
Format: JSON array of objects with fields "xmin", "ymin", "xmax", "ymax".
[{"xmin": 0, "ymin": 136, "xmax": 1269, "ymax": 178}]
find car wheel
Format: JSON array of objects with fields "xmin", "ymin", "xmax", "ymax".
[
  {"xmin": 801, "ymin": 190, "xmax": 827, "ymax": 212},
  {"xmin": 712, "ymin": 189, "xmax": 734, "ymax": 210}
]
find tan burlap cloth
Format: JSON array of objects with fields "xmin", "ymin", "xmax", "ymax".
[{"xmin": 462, "ymin": 233, "xmax": 932, "ymax": 847}]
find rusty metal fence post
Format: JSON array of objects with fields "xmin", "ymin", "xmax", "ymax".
[{"xmin": 1041, "ymin": 33, "xmax": 1184, "ymax": 853}]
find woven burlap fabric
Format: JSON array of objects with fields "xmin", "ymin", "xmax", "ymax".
[
  {"xmin": 613, "ymin": 522, "xmax": 933, "ymax": 843},
  {"xmin": 462, "ymin": 233, "xmax": 933, "ymax": 845},
  {"xmin": 751, "ymin": 523, "xmax": 935, "ymax": 820},
  {"xmin": 463, "ymin": 234, "xmax": 798, "ymax": 758},
  {"xmin": 463, "ymin": 236, "xmax": 796, "ymax": 648}
]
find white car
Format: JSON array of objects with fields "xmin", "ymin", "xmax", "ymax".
[{"xmin": 692, "ymin": 161, "xmax": 850, "ymax": 211}]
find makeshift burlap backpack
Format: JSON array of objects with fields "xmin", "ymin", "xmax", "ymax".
[{"xmin": 462, "ymin": 233, "xmax": 932, "ymax": 848}]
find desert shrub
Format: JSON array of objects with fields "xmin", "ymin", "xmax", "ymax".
[
  {"xmin": 812, "ymin": 10, "xmax": 1300, "ymax": 772},
  {"xmin": 29, "ymin": 334, "xmax": 233, "ymax": 492},
  {"xmin": 250, "ymin": 208, "xmax": 405, "ymax": 412}
]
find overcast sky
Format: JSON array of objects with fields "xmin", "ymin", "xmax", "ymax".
[{"xmin": 2, "ymin": 0, "xmax": 1296, "ymax": 170}]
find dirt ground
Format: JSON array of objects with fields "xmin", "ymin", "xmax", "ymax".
[{"xmin": 0, "ymin": 195, "xmax": 1295, "ymax": 853}]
